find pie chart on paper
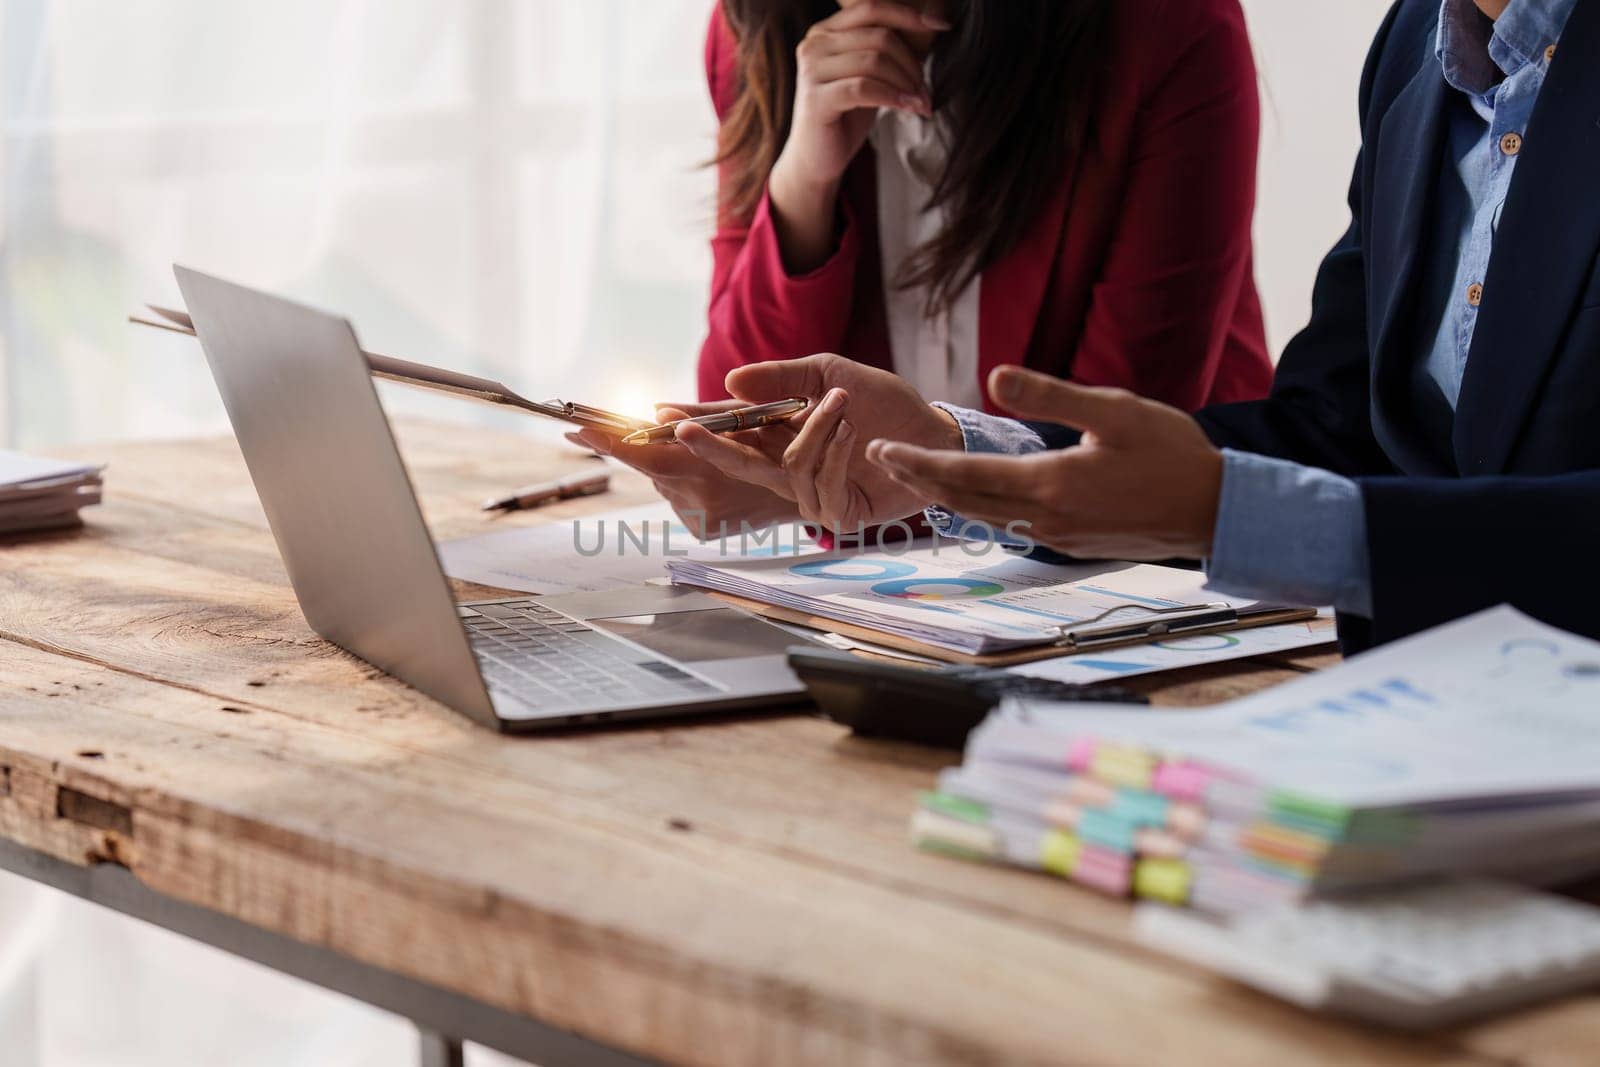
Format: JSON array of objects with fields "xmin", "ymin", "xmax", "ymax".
[
  {"xmin": 871, "ymin": 577, "xmax": 1008, "ymax": 601},
  {"xmin": 789, "ymin": 559, "xmax": 918, "ymax": 581}
]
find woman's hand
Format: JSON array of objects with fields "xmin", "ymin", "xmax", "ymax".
[
  {"xmin": 567, "ymin": 403, "xmax": 800, "ymax": 540},
  {"xmin": 768, "ymin": 1, "xmax": 948, "ymax": 271},
  {"xmin": 674, "ymin": 354, "xmax": 965, "ymax": 534}
]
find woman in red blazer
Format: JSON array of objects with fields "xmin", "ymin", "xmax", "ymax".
[{"xmin": 699, "ymin": 0, "xmax": 1272, "ymax": 414}]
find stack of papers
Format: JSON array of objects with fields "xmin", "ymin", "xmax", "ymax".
[
  {"xmin": 913, "ymin": 606, "xmax": 1600, "ymax": 912},
  {"xmin": 0, "ymin": 452, "xmax": 104, "ymax": 535},
  {"xmin": 668, "ymin": 543, "xmax": 1260, "ymax": 656}
]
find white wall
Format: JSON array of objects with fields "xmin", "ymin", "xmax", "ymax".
[{"xmin": 1241, "ymin": 0, "xmax": 1400, "ymax": 351}]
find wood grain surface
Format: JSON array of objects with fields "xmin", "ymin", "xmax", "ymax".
[{"xmin": 0, "ymin": 420, "xmax": 1590, "ymax": 1066}]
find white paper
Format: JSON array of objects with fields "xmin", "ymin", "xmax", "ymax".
[
  {"xmin": 1008, "ymin": 619, "xmax": 1334, "ymax": 685},
  {"xmin": 0, "ymin": 451, "xmax": 101, "ymax": 490},
  {"xmin": 1001, "ymin": 606, "xmax": 1600, "ymax": 809},
  {"xmin": 438, "ymin": 503, "xmax": 823, "ymax": 596}
]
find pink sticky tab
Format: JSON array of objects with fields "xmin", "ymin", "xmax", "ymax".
[
  {"xmin": 1067, "ymin": 737, "xmax": 1096, "ymax": 773},
  {"xmin": 1073, "ymin": 849, "xmax": 1134, "ymax": 896},
  {"xmin": 1153, "ymin": 762, "xmax": 1210, "ymax": 802}
]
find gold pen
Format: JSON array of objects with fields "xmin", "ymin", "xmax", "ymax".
[{"xmin": 621, "ymin": 398, "xmax": 810, "ymax": 446}]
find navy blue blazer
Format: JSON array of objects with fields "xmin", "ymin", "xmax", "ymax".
[{"xmin": 1183, "ymin": 0, "xmax": 1600, "ymax": 653}]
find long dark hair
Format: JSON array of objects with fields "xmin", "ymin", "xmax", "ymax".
[{"xmin": 716, "ymin": 0, "xmax": 1113, "ymax": 311}]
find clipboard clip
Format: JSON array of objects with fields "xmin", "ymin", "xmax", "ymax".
[
  {"xmin": 1053, "ymin": 602, "xmax": 1238, "ymax": 651},
  {"xmin": 544, "ymin": 400, "xmax": 650, "ymax": 435}
]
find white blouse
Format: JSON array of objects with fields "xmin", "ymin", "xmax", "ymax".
[{"xmin": 868, "ymin": 104, "xmax": 983, "ymax": 411}]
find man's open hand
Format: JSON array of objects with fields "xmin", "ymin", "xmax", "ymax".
[{"xmin": 867, "ymin": 366, "xmax": 1225, "ymax": 560}]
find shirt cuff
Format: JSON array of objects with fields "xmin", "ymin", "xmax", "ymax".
[
  {"xmin": 924, "ymin": 405, "xmax": 1046, "ymax": 546},
  {"xmin": 932, "ymin": 403, "xmax": 1049, "ymax": 456},
  {"xmin": 1205, "ymin": 450, "xmax": 1373, "ymax": 616}
]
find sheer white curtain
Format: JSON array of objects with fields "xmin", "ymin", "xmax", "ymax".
[
  {"xmin": 1, "ymin": 0, "xmax": 718, "ymax": 451},
  {"xmin": 2, "ymin": 2, "xmax": 715, "ymax": 1063}
]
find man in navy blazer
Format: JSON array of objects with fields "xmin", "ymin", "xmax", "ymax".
[{"xmin": 849, "ymin": 0, "xmax": 1600, "ymax": 653}]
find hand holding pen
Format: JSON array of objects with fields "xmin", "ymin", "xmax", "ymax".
[{"xmin": 620, "ymin": 398, "xmax": 810, "ymax": 446}]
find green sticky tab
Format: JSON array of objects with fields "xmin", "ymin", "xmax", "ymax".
[
  {"xmin": 1267, "ymin": 809, "xmax": 1348, "ymax": 840},
  {"xmin": 921, "ymin": 791, "xmax": 990, "ymax": 824},
  {"xmin": 1111, "ymin": 787, "xmax": 1170, "ymax": 827},
  {"xmin": 1040, "ymin": 831, "xmax": 1082, "ymax": 877},
  {"xmin": 1077, "ymin": 809, "xmax": 1137, "ymax": 854},
  {"xmin": 1134, "ymin": 859, "xmax": 1192, "ymax": 904},
  {"xmin": 1267, "ymin": 791, "xmax": 1351, "ymax": 833}
]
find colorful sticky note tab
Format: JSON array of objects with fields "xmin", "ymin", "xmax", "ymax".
[
  {"xmin": 1152, "ymin": 761, "xmax": 1212, "ymax": 802},
  {"xmin": 1266, "ymin": 790, "xmax": 1352, "ymax": 835},
  {"xmin": 1134, "ymin": 859, "xmax": 1193, "ymax": 905},
  {"xmin": 921, "ymin": 791, "xmax": 990, "ymax": 824},
  {"xmin": 1110, "ymin": 787, "xmax": 1170, "ymax": 827},
  {"xmin": 1077, "ymin": 808, "xmax": 1138, "ymax": 854},
  {"xmin": 1091, "ymin": 744, "xmax": 1155, "ymax": 789},
  {"xmin": 1073, "ymin": 844, "xmax": 1135, "ymax": 896},
  {"xmin": 1240, "ymin": 821, "xmax": 1333, "ymax": 868},
  {"xmin": 1040, "ymin": 830, "xmax": 1082, "ymax": 877},
  {"xmin": 1066, "ymin": 737, "xmax": 1097, "ymax": 774}
]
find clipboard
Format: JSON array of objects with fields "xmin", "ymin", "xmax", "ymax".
[
  {"xmin": 131, "ymin": 305, "xmax": 651, "ymax": 436},
  {"xmin": 706, "ymin": 590, "xmax": 1327, "ymax": 667}
]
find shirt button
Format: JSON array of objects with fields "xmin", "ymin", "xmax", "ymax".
[
  {"xmin": 1467, "ymin": 283, "xmax": 1484, "ymax": 307},
  {"xmin": 1546, "ymin": 43, "xmax": 1558, "ymax": 62},
  {"xmin": 1500, "ymin": 132, "xmax": 1523, "ymax": 156}
]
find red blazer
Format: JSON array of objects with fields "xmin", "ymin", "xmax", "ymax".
[{"xmin": 699, "ymin": 0, "xmax": 1272, "ymax": 413}]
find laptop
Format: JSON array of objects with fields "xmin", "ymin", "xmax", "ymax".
[{"xmin": 174, "ymin": 266, "xmax": 813, "ymax": 732}]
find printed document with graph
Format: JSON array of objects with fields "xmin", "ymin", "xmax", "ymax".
[
  {"xmin": 1001, "ymin": 605, "xmax": 1600, "ymax": 809},
  {"xmin": 668, "ymin": 538, "xmax": 1295, "ymax": 656}
]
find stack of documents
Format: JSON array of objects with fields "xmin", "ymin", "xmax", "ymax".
[
  {"xmin": 669, "ymin": 542, "xmax": 1282, "ymax": 657},
  {"xmin": 913, "ymin": 606, "xmax": 1600, "ymax": 912},
  {"xmin": 0, "ymin": 452, "xmax": 104, "ymax": 535}
]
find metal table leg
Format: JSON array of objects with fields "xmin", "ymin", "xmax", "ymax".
[
  {"xmin": 0, "ymin": 838, "xmax": 655, "ymax": 1067},
  {"xmin": 419, "ymin": 1027, "xmax": 466, "ymax": 1067}
]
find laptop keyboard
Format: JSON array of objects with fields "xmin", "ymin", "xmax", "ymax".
[{"xmin": 463, "ymin": 599, "xmax": 720, "ymax": 713}]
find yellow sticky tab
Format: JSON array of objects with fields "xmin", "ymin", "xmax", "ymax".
[
  {"xmin": 1040, "ymin": 831, "xmax": 1082, "ymax": 878},
  {"xmin": 1091, "ymin": 745, "xmax": 1155, "ymax": 789},
  {"xmin": 1134, "ymin": 859, "xmax": 1192, "ymax": 905}
]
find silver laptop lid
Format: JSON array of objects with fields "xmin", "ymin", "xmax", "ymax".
[{"xmin": 175, "ymin": 266, "xmax": 498, "ymax": 728}]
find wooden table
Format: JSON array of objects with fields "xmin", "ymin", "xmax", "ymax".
[{"xmin": 1, "ymin": 421, "xmax": 1595, "ymax": 1067}]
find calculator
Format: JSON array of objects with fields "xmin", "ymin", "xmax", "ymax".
[{"xmin": 787, "ymin": 648, "xmax": 1147, "ymax": 749}]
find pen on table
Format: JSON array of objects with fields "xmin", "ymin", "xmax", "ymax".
[
  {"xmin": 620, "ymin": 398, "xmax": 810, "ymax": 446},
  {"xmin": 481, "ymin": 471, "xmax": 611, "ymax": 513}
]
